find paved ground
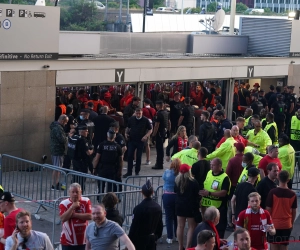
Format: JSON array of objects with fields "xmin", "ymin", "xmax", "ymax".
[{"xmin": 12, "ymin": 147, "xmax": 300, "ymax": 250}]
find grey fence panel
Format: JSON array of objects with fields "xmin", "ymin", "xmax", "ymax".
[
  {"xmin": 124, "ymin": 175, "xmax": 163, "ymax": 190},
  {"xmin": 293, "ymin": 152, "xmax": 300, "ymax": 191}
]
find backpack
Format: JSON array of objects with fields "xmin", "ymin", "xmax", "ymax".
[{"xmin": 67, "ymin": 135, "xmax": 81, "ymax": 160}]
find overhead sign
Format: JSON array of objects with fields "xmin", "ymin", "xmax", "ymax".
[
  {"xmin": 115, "ymin": 69, "xmax": 125, "ymax": 82},
  {"xmin": 0, "ymin": 4, "xmax": 59, "ymax": 60},
  {"xmin": 247, "ymin": 66, "xmax": 254, "ymax": 78}
]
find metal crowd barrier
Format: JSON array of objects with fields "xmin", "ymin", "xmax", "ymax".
[
  {"xmin": 52, "ymin": 191, "xmax": 144, "ymax": 246},
  {"xmin": 293, "ymin": 152, "xmax": 300, "ymax": 191},
  {"xmin": 0, "ymin": 154, "xmax": 142, "ymax": 214},
  {"xmin": 124, "ymin": 175, "xmax": 163, "ymax": 190}
]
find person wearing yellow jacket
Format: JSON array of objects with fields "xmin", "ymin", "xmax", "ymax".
[
  {"xmin": 206, "ymin": 129, "xmax": 236, "ymax": 171},
  {"xmin": 237, "ymin": 152, "xmax": 261, "ymax": 185},
  {"xmin": 246, "ymin": 121, "xmax": 272, "ymax": 154},
  {"xmin": 264, "ymin": 113, "xmax": 278, "ymax": 145},
  {"xmin": 278, "ymin": 134, "xmax": 295, "ymax": 189},
  {"xmin": 244, "ymin": 146, "xmax": 262, "ymax": 167},
  {"xmin": 171, "ymin": 141, "xmax": 201, "ymax": 166}
]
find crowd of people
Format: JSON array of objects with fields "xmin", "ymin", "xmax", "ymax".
[{"xmin": 46, "ymin": 81, "xmax": 300, "ymax": 250}]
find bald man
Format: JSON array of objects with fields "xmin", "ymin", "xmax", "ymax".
[
  {"xmin": 246, "ymin": 121, "xmax": 272, "ymax": 154},
  {"xmin": 216, "ymin": 126, "xmax": 259, "ymax": 148},
  {"xmin": 206, "ymin": 129, "xmax": 236, "ymax": 171}
]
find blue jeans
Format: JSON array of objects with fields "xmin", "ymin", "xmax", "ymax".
[
  {"xmin": 127, "ymin": 140, "xmax": 144, "ymax": 174},
  {"xmin": 162, "ymin": 193, "xmax": 177, "ymax": 239}
]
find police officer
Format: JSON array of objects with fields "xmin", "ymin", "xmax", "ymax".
[
  {"xmin": 178, "ymin": 97, "xmax": 194, "ymax": 136},
  {"xmin": 290, "ymin": 109, "xmax": 300, "ymax": 152},
  {"xmin": 72, "ymin": 125, "xmax": 94, "ymax": 193},
  {"xmin": 250, "ymin": 93, "xmax": 263, "ymax": 116},
  {"xmin": 270, "ymin": 94, "xmax": 287, "ymax": 136},
  {"xmin": 199, "ymin": 158, "xmax": 231, "ymax": 238},
  {"xmin": 93, "ymin": 129, "xmax": 122, "ymax": 194},
  {"xmin": 152, "ymin": 101, "xmax": 170, "ymax": 170},
  {"xmin": 128, "ymin": 180, "xmax": 163, "ymax": 250},
  {"xmin": 264, "ymin": 113, "xmax": 278, "ymax": 145}
]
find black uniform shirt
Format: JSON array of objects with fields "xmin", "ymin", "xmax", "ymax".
[
  {"xmin": 182, "ymin": 105, "xmax": 194, "ymax": 126},
  {"xmin": 115, "ymin": 133, "xmax": 126, "ymax": 150},
  {"xmin": 153, "ymin": 110, "xmax": 167, "ymax": 134},
  {"xmin": 74, "ymin": 136, "xmax": 89, "ymax": 161},
  {"xmin": 97, "ymin": 141, "xmax": 122, "ymax": 165},
  {"xmin": 127, "ymin": 116, "xmax": 152, "ymax": 142}
]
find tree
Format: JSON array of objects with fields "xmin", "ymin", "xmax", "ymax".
[
  {"xmin": 207, "ymin": 2, "xmax": 218, "ymax": 12},
  {"xmin": 153, "ymin": 0, "xmax": 164, "ymax": 8},
  {"xmin": 236, "ymin": 2, "xmax": 248, "ymax": 13},
  {"xmin": 60, "ymin": 0, "xmax": 105, "ymax": 31}
]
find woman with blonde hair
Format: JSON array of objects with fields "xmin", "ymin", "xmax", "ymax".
[
  {"xmin": 175, "ymin": 164, "xmax": 200, "ymax": 250},
  {"xmin": 162, "ymin": 158, "xmax": 181, "ymax": 244},
  {"xmin": 166, "ymin": 126, "xmax": 188, "ymax": 162}
]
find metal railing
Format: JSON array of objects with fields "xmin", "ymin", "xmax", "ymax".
[{"xmin": 124, "ymin": 175, "xmax": 163, "ymax": 190}]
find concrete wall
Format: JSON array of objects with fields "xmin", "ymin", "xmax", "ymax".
[
  {"xmin": 0, "ymin": 71, "xmax": 56, "ymax": 162},
  {"xmin": 288, "ymin": 64, "xmax": 300, "ymax": 96}
]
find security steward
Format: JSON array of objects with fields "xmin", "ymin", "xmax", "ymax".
[
  {"xmin": 178, "ymin": 97, "xmax": 194, "ymax": 136},
  {"xmin": 270, "ymin": 94, "xmax": 287, "ymax": 136},
  {"xmin": 264, "ymin": 113, "xmax": 278, "ymax": 145},
  {"xmin": 152, "ymin": 100, "xmax": 170, "ymax": 169},
  {"xmin": 199, "ymin": 157, "xmax": 231, "ymax": 239},
  {"xmin": 285, "ymin": 86, "xmax": 296, "ymax": 135},
  {"xmin": 71, "ymin": 125, "xmax": 94, "ymax": 193},
  {"xmin": 290, "ymin": 109, "xmax": 300, "ymax": 151},
  {"xmin": 128, "ymin": 180, "xmax": 163, "ymax": 250},
  {"xmin": 93, "ymin": 129, "xmax": 122, "ymax": 195},
  {"xmin": 250, "ymin": 93, "xmax": 263, "ymax": 116}
]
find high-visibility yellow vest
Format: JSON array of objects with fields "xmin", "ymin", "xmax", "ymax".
[
  {"xmin": 237, "ymin": 166, "xmax": 261, "ymax": 185},
  {"xmin": 246, "ymin": 129, "xmax": 272, "ymax": 154},
  {"xmin": 278, "ymin": 144, "xmax": 295, "ymax": 177},
  {"xmin": 290, "ymin": 116, "xmax": 300, "ymax": 141},
  {"xmin": 264, "ymin": 122, "xmax": 278, "ymax": 145},
  {"xmin": 244, "ymin": 146, "xmax": 262, "ymax": 166},
  {"xmin": 202, "ymin": 170, "xmax": 231, "ymax": 208}
]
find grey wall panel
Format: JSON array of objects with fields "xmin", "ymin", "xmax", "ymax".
[{"xmin": 240, "ymin": 18, "xmax": 292, "ymax": 57}]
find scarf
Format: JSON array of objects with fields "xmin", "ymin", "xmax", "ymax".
[
  {"xmin": 178, "ymin": 136, "xmax": 187, "ymax": 152},
  {"xmin": 244, "ymin": 206, "xmax": 267, "ymax": 232},
  {"xmin": 207, "ymin": 220, "xmax": 220, "ymax": 250}
]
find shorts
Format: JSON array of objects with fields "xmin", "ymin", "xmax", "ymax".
[
  {"xmin": 51, "ymin": 155, "xmax": 64, "ymax": 168},
  {"xmin": 268, "ymin": 228, "xmax": 292, "ymax": 246}
]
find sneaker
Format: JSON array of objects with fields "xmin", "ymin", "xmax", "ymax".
[
  {"xmin": 51, "ymin": 185, "xmax": 55, "ymax": 190},
  {"xmin": 133, "ymin": 161, "xmax": 136, "ymax": 166},
  {"xmin": 55, "ymin": 183, "xmax": 64, "ymax": 191},
  {"xmin": 166, "ymin": 238, "xmax": 172, "ymax": 244},
  {"xmin": 145, "ymin": 160, "xmax": 151, "ymax": 165},
  {"xmin": 123, "ymin": 173, "xmax": 132, "ymax": 178}
]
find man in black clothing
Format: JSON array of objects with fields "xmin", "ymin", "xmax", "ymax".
[
  {"xmin": 93, "ymin": 106, "xmax": 115, "ymax": 149},
  {"xmin": 250, "ymin": 93, "xmax": 263, "ymax": 116},
  {"xmin": 285, "ymin": 86, "xmax": 296, "ymax": 135},
  {"xmin": 215, "ymin": 110, "xmax": 232, "ymax": 143},
  {"xmin": 199, "ymin": 111, "xmax": 215, "ymax": 153},
  {"xmin": 178, "ymin": 97, "xmax": 194, "ymax": 136},
  {"xmin": 129, "ymin": 180, "xmax": 163, "ymax": 250},
  {"xmin": 231, "ymin": 167, "xmax": 259, "ymax": 222},
  {"xmin": 72, "ymin": 125, "xmax": 94, "ymax": 193},
  {"xmin": 77, "ymin": 110, "xmax": 95, "ymax": 143},
  {"xmin": 191, "ymin": 147, "xmax": 210, "ymax": 189},
  {"xmin": 258, "ymin": 90, "xmax": 268, "ymax": 111},
  {"xmin": 256, "ymin": 162, "xmax": 279, "ymax": 209},
  {"xmin": 123, "ymin": 108, "xmax": 152, "ymax": 177},
  {"xmin": 270, "ymin": 94, "xmax": 287, "ymax": 136},
  {"xmin": 123, "ymin": 96, "xmax": 141, "ymax": 127},
  {"xmin": 169, "ymin": 92, "xmax": 183, "ymax": 135},
  {"xmin": 152, "ymin": 101, "xmax": 170, "ymax": 169},
  {"xmin": 238, "ymin": 82, "xmax": 250, "ymax": 107},
  {"xmin": 268, "ymin": 86, "xmax": 282, "ymax": 110},
  {"xmin": 265, "ymin": 84, "xmax": 275, "ymax": 102},
  {"xmin": 93, "ymin": 129, "xmax": 122, "ymax": 194},
  {"xmin": 86, "ymin": 102, "xmax": 98, "ymax": 121}
]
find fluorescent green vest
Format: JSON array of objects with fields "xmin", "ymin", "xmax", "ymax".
[
  {"xmin": 278, "ymin": 144, "xmax": 295, "ymax": 177},
  {"xmin": 290, "ymin": 116, "xmax": 300, "ymax": 141},
  {"xmin": 237, "ymin": 166, "xmax": 261, "ymax": 185},
  {"xmin": 202, "ymin": 170, "xmax": 231, "ymax": 208},
  {"xmin": 264, "ymin": 122, "xmax": 278, "ymax": 145}
]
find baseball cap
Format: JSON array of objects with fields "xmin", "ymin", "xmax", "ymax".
[
  {"xmin": 0, "ymin": 192, "xmax": 15, "ymax": 202},
  {"xmin": 179, "ymin": 164, "xmax": 191, "ymax": 174},
  {"xmin": 248, "ymin": 167, "xmax": 260, "ymax": 177},
  {"xmin": 234, "ymin": 142, "xmax": 245, "ymax": 152},
  {"xmin": 253, "ymin": 83, "xmax": 260, "ymax": 88}
]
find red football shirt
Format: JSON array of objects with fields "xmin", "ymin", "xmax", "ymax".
[
  {"xmin": 59, "ymin": 197, "xmax": 92, "ymax": 246},
  {"xmin": 216, "ymin": 135, "xmax": 248, "ymax": 148},
  {"xmin": 0, "ymin": 212, "xmax": 4, "ymax": 250},
  {"xmin": 258, "ymin": 155, "xmax": 282, "ymax": 176},
  {"xmin": 4, "ymin": 208, "xmax": 23, "ymax": 239},
  {"xmin": 237, "ymin": 209, "xmax": 273, "ymax": 250}
]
